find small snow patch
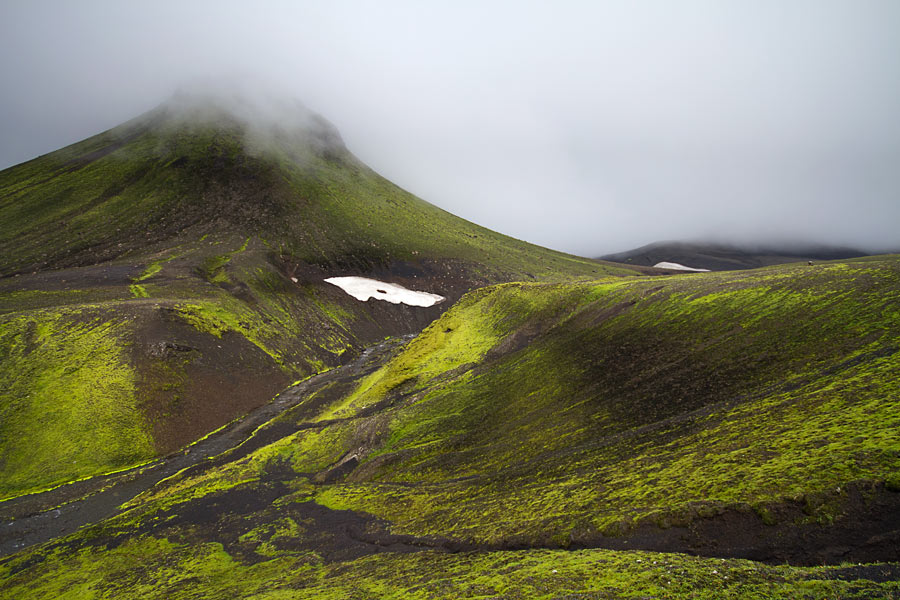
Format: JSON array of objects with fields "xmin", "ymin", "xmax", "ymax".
[
  {"xmin": 653, "ymin": 261, "xmax": 710, "ymax": 272},
  {"xmin": 325, "ymin": 276, "xmax": 444, "ymax": 307}
]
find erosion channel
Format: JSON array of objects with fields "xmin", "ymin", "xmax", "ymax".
[{"xmin": 0, "ymin": 336, "xmax": 413, "ymax": 558}]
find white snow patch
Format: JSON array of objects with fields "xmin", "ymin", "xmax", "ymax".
[
  {"xmin": 324, "ymin": 277, "xmax": 445, "ymax": 307},
  {"xmin": 653, "ymin": 261, "xmax": 710, "ymax": 272}
]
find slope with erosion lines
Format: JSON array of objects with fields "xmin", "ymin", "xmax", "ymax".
[
  {"xmin": 310, "ymin": 257, "xmax": 900, "ymax": 563},
  {"xmin": 0, "ymin": 335, "xmax": 411, "ymax": 558},
  {"xmin": 0, "ymin": 95, "xmax": 643, "ymax": 499},
  {"xmin": 2, "ymin": 258, "xmax": 898, "ymax": 598}
]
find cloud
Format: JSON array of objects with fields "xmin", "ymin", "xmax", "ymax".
[{"xmin": 1, "ymin": 0, "xmax": 899, "ymax": 254}]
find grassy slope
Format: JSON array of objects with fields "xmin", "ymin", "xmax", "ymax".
[
  {"xmin": 0, "ymin": 107, "xmax": 626, "ymax": 280},
  {"xmin": 311, "ymin": 258, "xmax": 900, "ymax": 542},
  {"xmin": 3, "ymin": 257, "xmax": 897, "ymax": 598},
  {"xmin": 0, "ymin": 104, "xmax": 637, "ymax": 499},
  {"xmin": 111, "ymin": 257, "xmax": 900, "ymax": 539},
  {"xmin": 0, "ymin": 309, "xmax": 154, "ymax": 493},
  {"xmin": 3, "ymin": 540, "xmax": 896, "ymax": 599}
]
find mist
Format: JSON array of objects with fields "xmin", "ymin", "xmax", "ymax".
[{"xmin": 2, "ymin": 1, "xmax": 899, "ymax": 256}]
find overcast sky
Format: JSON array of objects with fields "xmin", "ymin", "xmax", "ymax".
[{"xmin": 2, "ymin": 1, "xmax": 899, "ymax": 255}]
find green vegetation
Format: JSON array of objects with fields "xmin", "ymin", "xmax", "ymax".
[
  {"xmin": 0, "ymin": 309, "xmax": 154, "ymax": 499},
  {"xmin": 0, "ymin": 104, "xmax": 633, "ymax": 282},
  {"xmin": 134, "ymin": 251, "xmax": 184, "ymax": 282},
  {"xmin": 307, "ymin": 260, "xmax": 900, "ymax": 543},
  {"xmin": 0, "ymin": 101, "xmax": 639, "ymax": 497},
  {"xmin": 2, "ymin": 258, "xmax": 899, "ymax": 597},
  {"xmin": 269, "ymin": 147, "xmax": 629, "ymax": 281},
  {"xmin": 2, "ymin": 535, "xmax": 897, "ymax": 599},
  {"xmin": 128, "ymin": 284, "xmax": 149, "ymax": 298},
  {"xmin": 0, "ymin": 288, "xmax": 128, "ymax": 314},
  {"xmin": 1, "ymin": 100, "xmax": 898, "ymax": 597},
  {"xmin": 198, "ymin": 237, "xmax": 250, "ymax": 284}
]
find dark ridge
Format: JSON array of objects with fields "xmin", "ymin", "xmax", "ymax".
[{"xmin": 600, "ymin": 239, "xmax": 873, "ymax": 271}]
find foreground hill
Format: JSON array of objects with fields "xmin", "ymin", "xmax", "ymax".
[
  {"xmin": 2, "ymin": 256, "xmax": 897, "ymax": 597},
  {"xmin": 0, "ymin": 95, "xmax": 639, "ymax": 500},
  {"xmin": 600, "ymin": 240, "xmax": 872, "ymax": 271}
]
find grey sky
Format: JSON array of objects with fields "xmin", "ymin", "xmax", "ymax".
[{"xmin": 2, "ymin": 1, "xmax": 899, "ymax": 255}]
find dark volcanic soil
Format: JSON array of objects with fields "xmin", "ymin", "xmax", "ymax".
[
  {"xmin": 2, "ymin": 332, "xmax": 898, "ymax": 569},
  {"xmin": 566, "ymin": 480, "xmax": 900, "ymax": 566},
  {"xmin": 0, "ymin": 336, "xmax": 411, "ymax": 558}
]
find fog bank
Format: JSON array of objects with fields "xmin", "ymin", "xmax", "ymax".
[{"xmin": 2, "ymin": 1, "xmax": 899, "ymax": 255}]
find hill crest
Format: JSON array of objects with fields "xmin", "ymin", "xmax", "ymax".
[{"xmin": 600, "ymin": 239, "xmax": 873, "ymax": 271}]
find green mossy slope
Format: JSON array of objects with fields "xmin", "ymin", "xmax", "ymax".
[
  {"xmin": 91, "ymin": 258, "xmax": 899, "ymax": 547},
  {"xmin": 0, "ymin": 309, "xmax": 154, "ymax": 497},
  {"xmin": 0, "ymin": 98, "xmax": 641, "ymax": 498},
  {"xmin": 2, "ymin": 258, "xmax": 899, "ymax": 597},
  {"xmin": 308, "ymin": 258, "xmax": 900, "ymax": 543},
  {"xmin": 0, "ymin": 238, "xmax": 382, "ymax": 499},
  {"xmin": 0, "ymin": 100, "xmax": 630, "ymax": 281},
  {"xmin": 2, "ymin": 537, "xmax": 897, "ymax": 599}
]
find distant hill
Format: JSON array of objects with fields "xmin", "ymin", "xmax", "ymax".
[{"xmin": 600, "ymin": 240, "xmax": 873, "ymax": 271}]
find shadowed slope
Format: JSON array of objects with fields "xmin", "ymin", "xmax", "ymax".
[
  {"xmin": 0, "ymin": 96, "xmax": 640, "ymax": 499},
  {"xmin": 302, "ymin": 257, "xmax": 900, "ymax": 561},
  {"xmin": 2, "ymin": 257, "xmax": 898, "ymax": 597}
]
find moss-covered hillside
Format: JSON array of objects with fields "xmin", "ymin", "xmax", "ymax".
[
  {"xmin": 0, "ymin": 96, "xmax": 626, "ymax": 281},
  {"xmin": 309, "ymin": 257, "xmax": 900, "ymax": 554},
  {"xmin": 3, "ymin": 257, "xmax": 897, "ymax": 597},
  {"xmin": 0, "ymin": 97, "xmax": 640, "ymax": 500}
]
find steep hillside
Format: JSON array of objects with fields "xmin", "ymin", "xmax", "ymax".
[
  {"xmin": 0, "ymin": 95, "xmax": 640, "ymax": 500},
  {"xmin": 306, "ymin": 256, "xmax": 900, "ymax": 559},
  {"xmin": 0, "ymin": 94, "xmax": 625, "ymax": 280},
  {"xmin": 3, "ymin": 257, "xmax": 897, "ymax": 597},
  {"xmin": 601, "ymin": 240, "xmax": 871, "ymax": 271}
]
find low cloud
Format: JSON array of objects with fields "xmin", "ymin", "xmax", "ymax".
[{"xmin": 2, "ymin": 1, "xmax": 899, "ymax": 254}]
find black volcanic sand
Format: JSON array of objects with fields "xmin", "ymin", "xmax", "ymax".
[
  {"xmin": 0, "ymin": 336, "xmax": 412, "ymax": 558},
  {"xmin": 2, "ymin": 332, "xmax": 898, "ymax": 571}
]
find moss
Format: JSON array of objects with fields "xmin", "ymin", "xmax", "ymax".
[
  {"xmin": 0, "ymin": 308, "xmax": 154, "ymax": 499},
  {"xmin": 0, "ymin": 107, "xmax": 647, "ymax": 501},
  {"xmin": 123, "ymin": 422, "xmax": 355, "ymax": 514},
  {"xmin": 316, "ymin": 282, "xmax": 600, "ymax": 421},
  {"xmin": 4, "ymin": 108, "xmax": 900, "ymax": 596},
  {"xmin": 0, "ymin": 110, "xmax": 640, "ymax": 281},
  {"xmin": 135, "ymin": 257, "xmax": 171, "ymax": 282},
  {"xmin": 304, "ymin": 259, "xmax": 900, "ymax": 544},
  {"xmin": 238, "ymin": 517, "xmax": 304, "ymax": 557},
  {"xmin": 128, "ymin": 284, "xmax": 149, "ymax": 298},
  {"xmin": 198, "ymin": 237, "xmax": 251, "ymax": 284},
  {"xmin": 2, "ymin": 539, "xmax": 897, "ymax": 599},
  {"xmin": 0, "ymin": 288, "xmax": 128, "ymax": 314}
]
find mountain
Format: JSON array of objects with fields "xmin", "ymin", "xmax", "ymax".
[
  {"xmin": 600, "ymin": 240, "xmax": 872, "ymax": 271},
  {"xmin": 0, "ymin": 94, "xmax": 641, "ymax": 500},
  {"xmin": 2, "ymin": 94, "xmax": 899, "ymax": 597},
  {"xmin": 2, "ymin": 255, "xmax": 898, "ymax": 597}
]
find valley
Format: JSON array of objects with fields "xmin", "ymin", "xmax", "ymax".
[{"xmin": 0, "ymin": 98, "xmax": 898, "ymax": 598}]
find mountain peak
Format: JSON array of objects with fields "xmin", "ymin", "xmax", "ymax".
[{"xmin": 156, "ymin": 87, "xmax": 347, "ymax": 158}]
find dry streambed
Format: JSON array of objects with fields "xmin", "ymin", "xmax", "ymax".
[{"xmin": 0, "ymin": 336, "xmax": 411, "ymax": 558}]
